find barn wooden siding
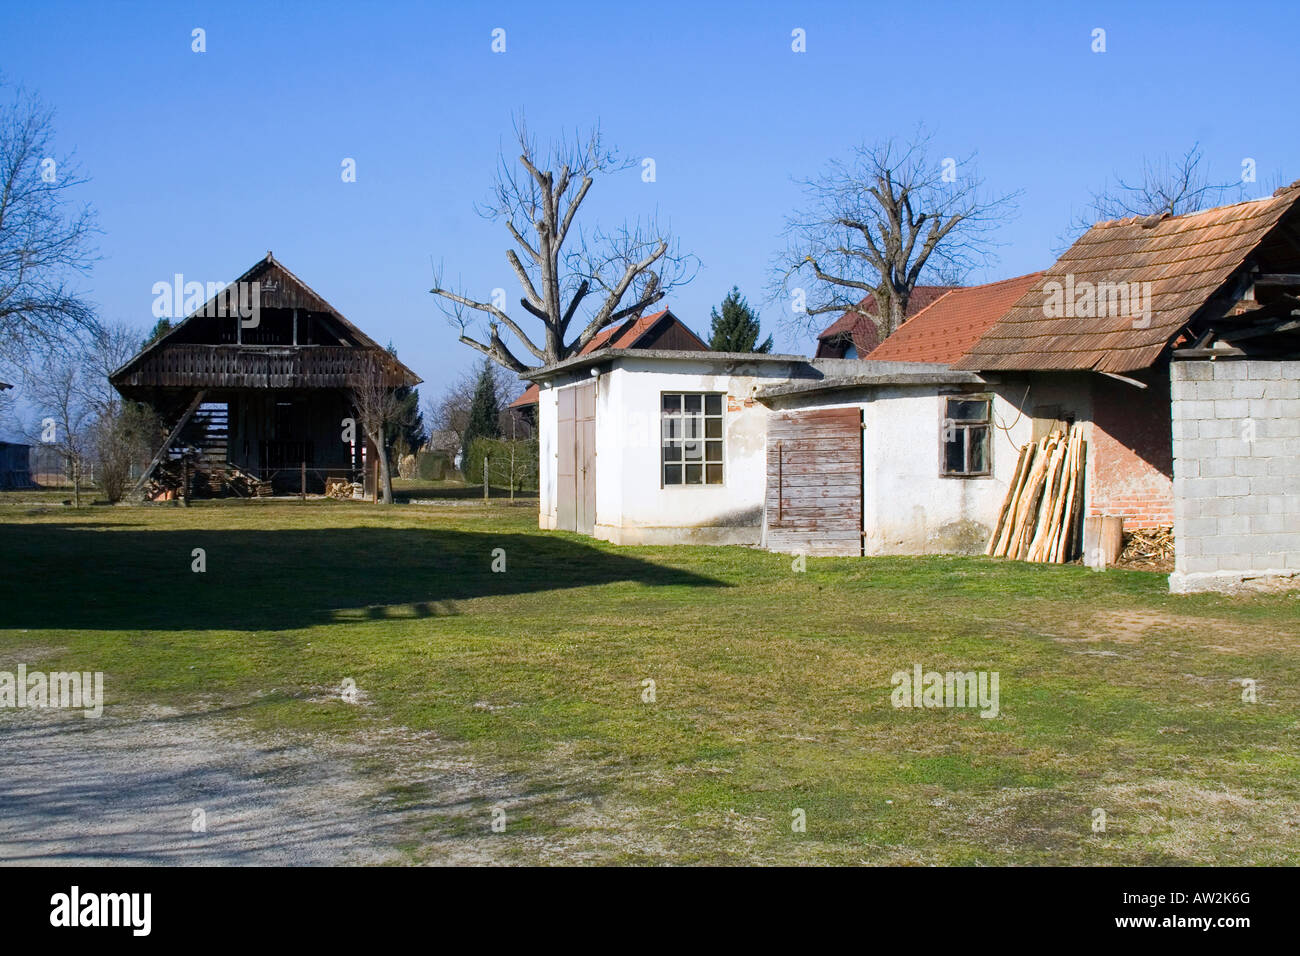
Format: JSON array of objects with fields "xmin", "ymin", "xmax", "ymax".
[
  {"xmin": 765, "ymin": 407, "xmax": 863, "ymax": 556},
  {"xmin": 112, "ymin": 344, "xmax": 411, "ymax": 390}
]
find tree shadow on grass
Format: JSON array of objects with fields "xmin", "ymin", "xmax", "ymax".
[{"xmin": 0, "ymin": 523, "xmax": 724, "ymax": 632}]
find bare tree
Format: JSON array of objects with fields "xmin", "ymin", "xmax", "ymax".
[
  {"xmin": 1065, "ymin": 143, "xmax": 1239, "ymax": 242},
  {"xmin": 82, "ymin": 323, "xmax": 156, "ymax": 501},
  {"xmin": 774, "ymin": 129, "xmax": 1018, "ymax": 342},
  {"xmin": 431, "ymin": 119, "xmax": 697, "ymax": 373},
  {"xmin": 350, "ymin": 353, "xmax": 410, "ymax": 504},
  {"xmin": 24, "ymin": 344, "xmax": 95, "ymax": 506},
  {"xmin": 0, "ymin": 83, "xmax": 99, "ymax": 368}
]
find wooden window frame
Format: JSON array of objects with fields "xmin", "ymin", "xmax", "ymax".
[
  {"xmin": 661, "ymin": 391, "xmax": 725, "ymax": 487},
  {"xmin": 939, "ymin": 394, "xmax": 992, "ymax": 478}
]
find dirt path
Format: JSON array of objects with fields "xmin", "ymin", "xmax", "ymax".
[{"xmin": 0, "ymin": 705, "xmax": 512, "ymax": 866}]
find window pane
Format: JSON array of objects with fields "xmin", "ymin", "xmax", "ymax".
[
  {"xmin": 663, "ymin": 394, "xmax": 681, "ymax": 413},
  {"xmin": 705, "ymin": 418, "xmax": 722, "ymax": 438},
  {"xmin": 683, "ymin": 417, "xmax": 702, "ymax": 440},
  {"xmin": 706, "ymin": 464, "xmax": 723, "ymax": 484},
  {"xmin": 684, "ymin": 394, "xmax": 702, "ymax": 413},
  {"xmin": 948, "ymin": 398, "xmax": 989, "ymax": 422},
  {"xmin": 662, "ymin": 441, "xmax": 682, "ymax": 462},
  {"xmin": 685, "ymin": 464, "xmax": 703, "ymax": 484},
  {"xmin": 705, "ymin": 440, "xmax": 723, "ymax": 463},
  {"xmin": 704, "ymin": 394, "xmax": 722, "ymax": 415},
  {"xmin": 662, "ymin": 417, "xmax": 680, "ymax": 440},
  {"xmin": 684, "ymin": 440, "xmax": 704, "ymax": 462},
  {"xmin": 967, "ymin": 426, "xmax": 989, "ymax": 473},
  {"xmin": 943, "ymin": 432, "xmax": 966, "ymax": 474},
  {"xmin": 664, "ymin": 464, "xmax": 682, "ymax": 484}
]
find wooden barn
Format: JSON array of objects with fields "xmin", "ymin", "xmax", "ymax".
[{"xmin": 110, "ymin": 253, "xmax": 420, "ymax": 499}]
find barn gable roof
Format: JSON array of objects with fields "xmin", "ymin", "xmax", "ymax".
[{"xmin": 110, "ymin": 252, "xmax": 418, "ymax": 386}]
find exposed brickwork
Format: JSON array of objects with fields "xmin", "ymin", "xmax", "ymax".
[{"xmin": 1087, "ymin": 367, "xmax": 1174, "ymax": 530}]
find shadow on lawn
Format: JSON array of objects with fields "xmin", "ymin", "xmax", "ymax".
[{"xmin": 0, "ymin": 523, "xmax": 723, "ymax": 632}]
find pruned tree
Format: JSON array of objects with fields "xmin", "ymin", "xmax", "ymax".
[
  {"xmin": 774, "ymin": 130, "xmax": 1018, "ymax": 343},
  {"xmin": 0, "ymin": 83, "xmax": 99, "ymax": 368},
  {"xmin": 431, "ymin": 118, "xmax": 697, "ymax": 373}
]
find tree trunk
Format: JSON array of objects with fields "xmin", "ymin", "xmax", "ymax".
[
  {"xmin": 71, "ymin": 457, "xmax": 81, "ymax": 508},
  {"xmin": 376, "ymin": 426, "xmax": 393, "ymax": 504}
]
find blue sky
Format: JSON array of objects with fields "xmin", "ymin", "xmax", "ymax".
[{"xmin": 3, "ymin": 0, "xmax": 1298, "ymax": 403}]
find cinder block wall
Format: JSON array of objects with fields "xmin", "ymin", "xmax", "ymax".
[{"xmin": 1169, "ymin": 357, "xmax": 1300, "ymax": 592}]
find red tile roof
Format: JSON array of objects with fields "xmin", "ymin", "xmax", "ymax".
[
  {"xmin": 866, "ymin": 272, "xmax": 1045, "ymax": 365},
  {"xmin": 509, "ymin": 309, "xmax": 705, "ymax": 407},
  {"xmin": 815, "ymin": 286, "xmax": 958, "ymax": 357}
]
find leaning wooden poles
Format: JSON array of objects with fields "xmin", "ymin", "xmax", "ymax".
[{"xmin": 986, "ymin": 424, "xmax": 1087, "ymax": 563}]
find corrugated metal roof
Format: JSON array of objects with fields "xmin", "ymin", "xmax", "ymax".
[
  {"xmin": 866, "ymin": 272, "xmax": 1045, "ymax": 365},
  {"xmin": 954, "ymin": 184, "xmax": 1300, "ymax": 372}
]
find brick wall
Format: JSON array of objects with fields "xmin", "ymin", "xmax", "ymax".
[
  {"xmin": 1169, "ymin": 357, "xmax": 1300, "ymax": 592},
  {"xmin": 1087, "ymin": 367, "xmax": 1174, "ymax": 529}
]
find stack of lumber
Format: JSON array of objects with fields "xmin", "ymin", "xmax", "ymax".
[{"xmin": 986, "ymin": 424, "xmax": 1087, "ymax": 563}]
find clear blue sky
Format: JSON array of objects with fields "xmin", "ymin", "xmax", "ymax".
[{"xmin": 4, "ymin": 0, "xmax": 1297, "ymax": 400}]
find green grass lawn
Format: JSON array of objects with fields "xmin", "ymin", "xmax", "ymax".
[{"xmin": 2, "ymin": 497, "xmax": 1298, "ymax": 864}]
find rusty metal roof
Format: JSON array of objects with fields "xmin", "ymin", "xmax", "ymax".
[{"xmin": 953, "ymin": 184, "xmax": 1300, "ymax": 373}]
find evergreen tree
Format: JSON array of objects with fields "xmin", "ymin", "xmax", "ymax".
[
  {"xmin": 142, "ymin": 317, "xmax": 172, "ymax": 348},
  {"xmin": 461, "ymin": 359, "xmax": 502, "ymax": 468},
  {"xmin": 386, "ymin": 343, "xmax": 426, "ymax": 459},
  {"xmin": 708, "ymin": 287, "xmax": 772, "ymax": 353}
]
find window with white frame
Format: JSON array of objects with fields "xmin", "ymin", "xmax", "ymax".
[
  {"xmin": 941, "ymin": 396, "xmax": 991, "ymax": 476},
  {"xmin": 662, "ymin": 392, "xmax": 724, "ymax": 485}
]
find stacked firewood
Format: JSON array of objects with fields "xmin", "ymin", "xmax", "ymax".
[
  {"xmin": 986, "ymin": 424, "xmax": 1087, "ymax": 563},
  {"xmin": 1119, "ymin": 527, "xmax": 1174, "ymax": 567}
]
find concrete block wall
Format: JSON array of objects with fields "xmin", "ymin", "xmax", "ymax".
[{"xmin": 1169, "ymin": 357, "xmax": 1300, "ymax": 592}]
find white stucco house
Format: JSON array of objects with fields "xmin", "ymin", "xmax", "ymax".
[{"xmin": 524, "ymin": 184, "xmax": 1300, "ymax": 584}]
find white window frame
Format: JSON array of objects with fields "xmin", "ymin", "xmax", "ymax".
[{"xmin": 661, "ymin": 391, "xmax": 725, "ymax": 487}]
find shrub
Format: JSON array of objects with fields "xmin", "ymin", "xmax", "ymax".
[
  {"xmin": 464, "ymin": 437, "xmax": 538, "ymax": 491},
  {"xmin": 416, "ymin": 451, "xmax": 450, "ymax": 481}
]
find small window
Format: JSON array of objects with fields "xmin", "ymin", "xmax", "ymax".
[
  {"xmin": 662, "ymin": 392, "xmax": 724, "ymax": 485},
  {"xmin": 941, "ymin": 396, "xmax": 991, "ymax": 476}
]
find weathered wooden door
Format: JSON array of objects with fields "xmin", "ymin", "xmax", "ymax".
[
  {"xmin": 765, "ymin": 407, "xmax": 863, "ymax": 556},
  {"xmin": 556, "ymin": 382, "xmax": 597, "ymax": 534},
  {"xmin": 557, "ymin": 388, "xmax": 577, "ymax": 531},
  {"xmin": 575, "ymin": 382, "xmax": 596, "ymax": 535}
]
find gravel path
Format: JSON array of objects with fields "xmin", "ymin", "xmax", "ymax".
[{"xmin": 0, "ymin": 705, "xmax": 507, "ymax": 866}]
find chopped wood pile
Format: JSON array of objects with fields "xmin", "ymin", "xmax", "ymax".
[
  {"xmin": 325, "ymin": 477, "xmax": 361, "ymax": 500},
  {"xmin": 986, "ymin": 424, "xmax": 1087, "ymax": 563},
  {"xmin": 1118, "ymin": 526, "xmax": 1174, "ymax": 570}
]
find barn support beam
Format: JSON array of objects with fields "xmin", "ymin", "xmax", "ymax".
[{"xmin": 130, "ymin": 390, "xmax": 207, "ymax": 500}]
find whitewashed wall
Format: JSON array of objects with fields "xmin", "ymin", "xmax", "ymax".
[
  {"xmin": 593, "ymin": 360, "xmax": 793, "ymax": 544},
  {"xmin": 767, "ymin": 382, "xmax": 1058, "ymax": 555}
]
